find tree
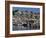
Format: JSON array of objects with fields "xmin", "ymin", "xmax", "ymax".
[{"xmin": 13, "ymin": 10, "xmax": 19, "ymax": 16}]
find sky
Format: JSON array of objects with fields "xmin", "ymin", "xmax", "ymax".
[{"xmin": 13, "ymin": 7, "xmax": 40, "ymax": 13}]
